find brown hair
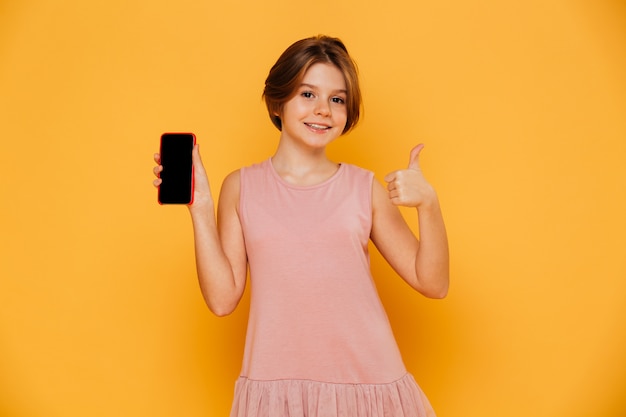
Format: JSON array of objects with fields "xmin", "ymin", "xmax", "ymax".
[{"xmin": 263, "ymin": 35, "xmax": 362, "ymax": 135}]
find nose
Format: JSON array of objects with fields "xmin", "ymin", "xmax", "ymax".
[{"xmin": 314, "ymin": 99, "xmax": 331, "ymax": 116}]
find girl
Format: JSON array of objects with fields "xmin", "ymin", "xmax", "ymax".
[{"xmin": 153, "ymin": 35, "xmax": 449, "ymax": 417}]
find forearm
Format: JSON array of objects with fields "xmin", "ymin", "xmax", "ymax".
[
  {"xmin": 414, "ymin": 198, "xmax": 450, "ymax": 298},
  {"xmin": 189, "ymin": 205, "xmax": 244, "ymax": 316}
]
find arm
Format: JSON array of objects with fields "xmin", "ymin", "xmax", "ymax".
[
  {"xmin": 370, "ymin": 144, "xmax": 449, "ymax": 299},
  {"xmin": 154, "ymin": 145, "xmax": 247, "ymax": 316}
]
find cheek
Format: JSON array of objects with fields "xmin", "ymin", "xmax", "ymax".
[
  {"xmin": 334, "ymin": 105, "xmax": 348, "ymax": 121},
  {"xmin": 284, "ymin": 101, "xmax": 309, "ymax": 118}
]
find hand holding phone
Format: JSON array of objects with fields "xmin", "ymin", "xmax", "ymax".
[{"xmin": 157, "ymin": 133, "xmax": 196, "ymax": 205}]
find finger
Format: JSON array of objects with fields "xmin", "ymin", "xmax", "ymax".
[
  {"xmin": 192, "ymin": 143, "xmax": 204, "ymax": 169},
  {"xmin": 384, "ymin": 171, "xmax": 397, "ymax": 183},
  {"xmin": 153, "ymin": 165, "xmax": 162, "ymax": 177},
  {"xmin": 192, "ymin": 143, "xmax": 200, "ymax": 160},
  {"xmin": 388, "ymin": 191, "xmax": 401, "ymax": 206},
  {"xmin": 154, "ymin": 153, "xmax": 161, "ymax": 164},
  {"xmin": 153, "ymin": 178, "xmax": 162, "ymax": 188},
  {"xmin": 408, "ymin": 143, "xmax": 425, "ymax": 170}
]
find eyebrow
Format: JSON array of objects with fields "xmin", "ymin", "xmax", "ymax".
[{"xmin": 300, "ymin": 83, "xmax": 347, "ymax": 95}]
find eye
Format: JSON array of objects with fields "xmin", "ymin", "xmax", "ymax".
[
  {"xmin": 332, "ymin": 96, "xmax": 346, "ymax": 104},
  {"xmin": 301, "ymin": 91, "xmax": 314, "ymax": 99}
]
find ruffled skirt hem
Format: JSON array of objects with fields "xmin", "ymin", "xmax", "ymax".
[{"xmin": 230, "ymin": 373, "xmax": 436, "ymax": 417}]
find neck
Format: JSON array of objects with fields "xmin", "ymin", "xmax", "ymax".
[{"xmin": 271, "ymin": 140, "xmax": 339, "ymax": 186}]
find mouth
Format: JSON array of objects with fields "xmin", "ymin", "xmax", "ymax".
[{"xmin": 305, "ymin": 123, "xmax": 332, "ymax": 131}]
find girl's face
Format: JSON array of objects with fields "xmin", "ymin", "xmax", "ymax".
[{"xmin": 278, "ymin": 63, "xmax": 348, "ymax": 151}]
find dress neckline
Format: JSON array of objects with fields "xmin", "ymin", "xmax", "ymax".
[{"xmin": 267, "ymin": 158, "xmax": 345, "ymax": 190}]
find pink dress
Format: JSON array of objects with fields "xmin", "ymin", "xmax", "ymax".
[{"xmin": 231, "ymin": 159, "xmax": 436, "ymax": 417}]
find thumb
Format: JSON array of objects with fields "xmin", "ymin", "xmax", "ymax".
[
  {"xmin": 408, "ymin": 143, "xmax": 425, "ymax": 170},
  {"xmin": 192, "ymin": 143, "xmax": 203, "ymax": 166}
]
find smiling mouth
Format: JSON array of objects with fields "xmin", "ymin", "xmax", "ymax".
[{"xmin": 305, "ymin": 123, "xmax": 331, "ymax": 131}]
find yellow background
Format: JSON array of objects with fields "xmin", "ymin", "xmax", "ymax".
[{"xmin": 1, "ymin": 0, "xmax": 625, "ymax": 416}]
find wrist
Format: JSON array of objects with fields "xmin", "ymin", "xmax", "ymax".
[
  {"xmin": 416, "ymin": 190, "xmax": 440, "ymax": 212},
  {"xmin": 188, "ymin": 197, "xmax": 215, "ymax": 217}
]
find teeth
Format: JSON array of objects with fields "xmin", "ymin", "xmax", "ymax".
[{"xmin": 307, "ymin": 123, "xmax": 329, "ymax": 130}]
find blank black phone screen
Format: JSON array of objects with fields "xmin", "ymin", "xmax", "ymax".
[{"xmin": 158, "ymin": 133, "xmax": 195, "ymax": 204}]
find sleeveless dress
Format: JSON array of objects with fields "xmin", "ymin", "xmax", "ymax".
[{"xmin": 231, "ymin": 159, "xmax": 436, "ymax": 417}]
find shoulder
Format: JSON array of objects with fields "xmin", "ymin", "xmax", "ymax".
[
  {"xmin": 218, "ymin": 169, "xmax": 241, "ymax": 210},
  {"xmin": 341, "ymin": 162, "xmax": 373, "ymax": 176},
  {"xmin": 340, "ymin": 163, "xmax": 374, "ymax": 186},
  {"xmin": 221, "ymin": 168, "xmax": 241, "ymax": 192},
  {"xmin": 222, "ymin": 158, "xmax": 269, "ymax": 191},
  {"xmin": 220, "ymin": 158, "xmax": 269, "ymax": 203}
]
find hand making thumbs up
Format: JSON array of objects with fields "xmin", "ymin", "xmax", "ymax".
[{"xmin": 384, "ymin": 144, "xmax": 437, "ymax": 208}]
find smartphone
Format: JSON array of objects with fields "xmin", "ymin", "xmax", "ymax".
[{"xmin": 158, "ymin": 133, "xmax": 196, "ymax": 205}]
